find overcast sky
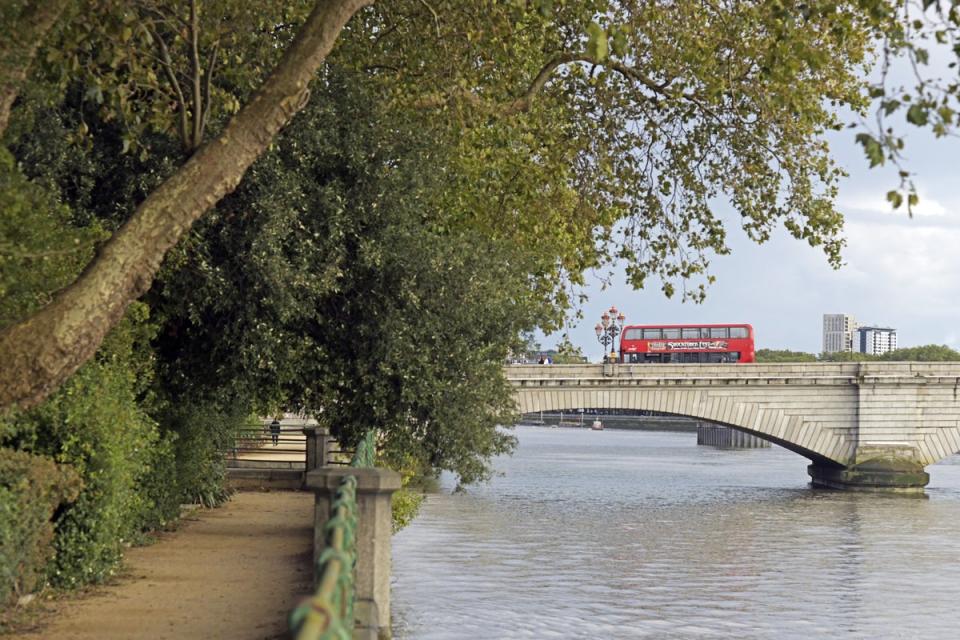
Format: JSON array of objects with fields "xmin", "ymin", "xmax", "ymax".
[{"xmin": 548, "ymin": 116, "xmax": 960, "ymax": 358}]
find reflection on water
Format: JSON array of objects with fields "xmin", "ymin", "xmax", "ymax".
[{"xmin": 392, "ymin": 427, "xmax": 960, "ymax": 639}]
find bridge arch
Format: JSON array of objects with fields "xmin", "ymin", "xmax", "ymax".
[
  {"xmin": 506, "ymin": 362, "xmax": 960, "ymax": 491},
  {"xmin": 513, "ymin": 379, "xmax": 845, "ymax": 466}
]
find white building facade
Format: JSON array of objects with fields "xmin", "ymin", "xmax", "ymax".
[
  {"xmin": 857, "ymin": 326, "xmax": 898, "ymax": 356},
  {"xmin": 823, "ymin": 314, "xmax": 857, "ymax": 353}
]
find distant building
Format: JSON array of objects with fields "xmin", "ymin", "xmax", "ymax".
[
  {"xmin": 823, "ymin": 314, "xmax": 857, "ymax": 353},
  {"xmin": 857, "ymin": 326, "xmax": 898, "ymax": 356}
]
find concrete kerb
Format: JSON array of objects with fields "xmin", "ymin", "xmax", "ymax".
[{"xmin": 304, "ymin": 466, "xmax": 401, "ymax": 639}]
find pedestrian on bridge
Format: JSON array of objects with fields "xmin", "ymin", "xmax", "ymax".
[{"xmin": 270, "ymin": 419, "xmax": 281, "ymax": 446}]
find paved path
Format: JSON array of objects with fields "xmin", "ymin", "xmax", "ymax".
[{"xmin": 21, "ymin": 491, "xmax": 314, "ymax": 640}]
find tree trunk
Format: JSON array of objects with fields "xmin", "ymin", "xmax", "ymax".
[
  {"xmin": 0, "ymin": 0, "xmax": 373, "ymax": 412},
  {"xmin": 0, "ymin": 0, "xmax": 70, "ymax": 137}
]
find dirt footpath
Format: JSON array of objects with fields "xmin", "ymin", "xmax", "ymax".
[{"xmin": 20, "ymin": 491, "xmax": 314, "ymax": 640}]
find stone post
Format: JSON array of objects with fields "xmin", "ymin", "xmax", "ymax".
[
  {"xmin": 304, "ymin": 467, "xmax": 401, "ymax": 639},
  {"xmin": 302, "ymin": 425, "xmax": 331, "ymax": 471}
]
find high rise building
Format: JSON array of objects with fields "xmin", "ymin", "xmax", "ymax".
[
  {"xmin": 823, "ymin": 314, "xmax": 857, "ymax": 353},
  {"xmin": 857, "ymin": 326, "xmax": 898, "ymax": 356}
]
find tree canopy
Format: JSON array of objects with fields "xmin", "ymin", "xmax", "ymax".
[
  {"xmin": 754, "ymin": 349, "xmax": 819, "ymax": 363},
  {"xmin": 3, "ymin": 0, "xmax": 960, "ymax": 462},
  {"xmin": 757, "ymin": 345, "xmax": 960, "ymax": 362},
  {"xmin": 1, "ymin": 0, "xmax": 930, "ymax": 411}
]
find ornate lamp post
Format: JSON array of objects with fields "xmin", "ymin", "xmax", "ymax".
[{"xmin": 594, "ymin": 305, "xmax": 626, "ymax": 363}]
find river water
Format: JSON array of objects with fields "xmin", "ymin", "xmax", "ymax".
[{"xmin": 391, "ymin": 426, "xmax": 960, "ymax": 639}]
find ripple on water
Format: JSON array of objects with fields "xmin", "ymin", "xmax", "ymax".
[{"xmin": 392, "ymin": 427, "xmax": 960, "ymax": 639}]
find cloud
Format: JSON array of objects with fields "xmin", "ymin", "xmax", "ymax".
[
  {"xmin": 839, "ymin": 192, "xmax": 950, "ymax": 218},
  {"xmin": 840, "ymin": 220, "xmax": 960, "ymax": 319}
]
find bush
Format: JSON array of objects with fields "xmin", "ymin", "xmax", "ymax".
[
  {"xmin": 1, "ymin": 305, "xmax": 166, "ymax": 588},
  {"xmin": 132, "ymin": 430, "xmax": 181, "ymax": 533},
  {"xmin": 154, "ymin": 401, "xmax": 243, "ymax": 508},
  {"xmin": 0, "ymin": 449, "xmax": 81, "ymax": 604},
  {"xmin": 29, "ymin": 359, "xmax": 159, "ymax": 587}
]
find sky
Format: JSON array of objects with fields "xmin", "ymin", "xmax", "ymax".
[{"xmin": 546, "ymin": 110, "xmax": 960, "ymax": 358}]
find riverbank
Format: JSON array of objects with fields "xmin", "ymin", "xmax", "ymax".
[
  {"xmin": 6, "ymin": 491, "xmax": 313, "ymax": 639},
  {"xmin": 518, "ymin": 414, "xmax": 699, "ymax": 432}
]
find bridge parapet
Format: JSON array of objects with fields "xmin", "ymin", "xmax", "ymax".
[{"xmin": 505, "ymin": 363, "xmax": 960, "ymax": 492}]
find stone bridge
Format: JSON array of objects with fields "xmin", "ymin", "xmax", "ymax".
[{"xmin": 505, "ymin": 363, "xmax": 960, "ymax": 492}]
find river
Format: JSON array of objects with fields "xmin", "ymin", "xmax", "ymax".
[{"xmin": 391, "ymin": 426, "xmax": 960, "ymax": 639}]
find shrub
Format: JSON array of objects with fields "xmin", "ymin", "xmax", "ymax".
[
  {"xmin": 154, "ymin": 401, "xmax": 243, "ymax": 508},
  {"xmin": 132, "ymin": 430, "xmax": 181, "ymax": 533},
  {"xmin": 0, "ymin": 449, "xmax": 81, "ymax": 604},
  {"xmin": 2, "ymin": 305, "xmax": 166, "ymax": 588}
]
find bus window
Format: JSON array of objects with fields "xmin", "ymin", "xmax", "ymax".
[
  {"xmin": 681, "ymin": 328, "xmax": 699, "ymax": 339},
  {"xmin": 642, "ymin": 328, "xmax": 661, "ymax": 339},
  {"xmin": 706, "ymin": 353, "xmax": 725, "ymax": 363},
  {"xmin": 623, "ymin": 328, "xmax": 643, "ymax": 340},
  {"xmin": 729, "ymin": 327, "xmax": 748, "ymax": 338},
  {"xmin": 681, "ymin": 352, "xmax": 699, "ymax": 363},
  {"xmin": 663, "ymin": 328, "xmax": 681, "ymax": 339},
  {"xmin": 709, "ymin": 327, "xmax": 728, "ymax": 338},
  {"xmin": 644, "ymin": 354, "xmax": 663, "ymax": 363},
  {"xmin": 729, "ymin": 352, "xmax": 741, "ymax": 362}
]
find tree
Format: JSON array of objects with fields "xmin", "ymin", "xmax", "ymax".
[
  {"xmin": 880, "ymin": 345, "xmax": 960, "ymax": 361},
  {"xmin": 143, "ymin": 69, "xmax": 556, "ymax": 483},
  {"xmin": 0, "ymin": 0, "xmax": 371, "ymax": 411},
  {"xmin": 0, "ymin": 0, "xmax": 70, "ymax": 134},
  {"xmin": 850, "ymin": 1, "xmax": 960, "ymax": 210},
  {"xmin": 552, "ymin": 336, "xmax": 588, "ymax": 364},
  {"xmin": 818, "ymin": 350, "xmax": 878, "ymax": 362},
  {"xmin": 755, "ymin": 349, "xmax": 818, "ymax": 363},
  {"xmin": 1, "ymin": 0, "xmax": 950, "ymax": 414}
]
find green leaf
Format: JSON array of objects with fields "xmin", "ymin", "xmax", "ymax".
[
  {"xmin": 886, "ymin": 190, "xmax": 903, "ymax": 209},
  {"xmin": 906, "ymin": 103, "xmax": 929, "ymax": 126},
  {"xmin": 881, "ymin": 99, "xmax": 900, "ymax": 116},
  {"xmin": 610, "ymin": 29, "xmax": 628, "ymax": 57},
  {"xmin": 855, "ymin": 133, "xmax": 884, "ymax": 167},
  {"xmin": 586, "ymin": 22, "xmax": 608, "ymax": 61}
]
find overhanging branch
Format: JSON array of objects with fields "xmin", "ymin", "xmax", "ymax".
[
  {"xmin": 0, "ymin": 0, "xmax": 71, "ymax": 136},
  {"xmin": 0, "ymin": 0, "xmax": 374, "ymax": 412}
]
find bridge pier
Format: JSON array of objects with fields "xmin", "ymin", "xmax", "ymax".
[
  {"xmin": 808, "ymin": 446, "xmax": 929, "ymax": 493},
  {"xmin": 696, "ymin": 422, "xmax": 770, "ymax": 449},
  {"xmin": 506, "ymin": 363, "xmax": 960, "ymax": 495}
]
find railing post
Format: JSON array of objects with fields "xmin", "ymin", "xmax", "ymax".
[
  {"xmin": 302, "ymin": 425, "xmax": 331, "ymax": 471},
  {"xmin": 305, "ymin": 467, "xmax": 401, "ymax": 639}
]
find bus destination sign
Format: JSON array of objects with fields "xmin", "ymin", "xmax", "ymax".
[{"xmin": 650, "ymin": 341, "xmax": 729, "ymax": 351}]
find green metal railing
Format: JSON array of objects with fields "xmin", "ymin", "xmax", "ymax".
[
  {"xmin": 350, "ymin": 430, "xmax": 376, "ymax": 468},
  {"xmin": 289, "ymin": 431, "xmax": 376, "ymax": 639}
]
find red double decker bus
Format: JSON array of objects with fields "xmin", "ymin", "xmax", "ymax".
[{"xmin": 619, "ymin": 323, "xmax": 755, "ymax": 364}]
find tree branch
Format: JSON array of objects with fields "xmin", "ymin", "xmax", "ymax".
[
  {"xmin": 414, "ymin": 52, "xmax": 676, "ymax": 116},
  {"xmin": 200, "ymin": 39, "xmax": 220, "ymax": 140},
  {"xmin": 146, "ymin": 20, "xmax": 190, "ymax": 151},
  {"xmin": 0, "ymin": 0, "xmax": 374, "ymax": 412},
  {"xmin": 189, "ymin": 0, "xmax": 202, "ymax": 150},
  {"xmin": 0, "ymin": 0, "xmax": 70, "ymax": 137}
]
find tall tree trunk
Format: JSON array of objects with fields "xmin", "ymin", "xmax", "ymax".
[
  {"xmin": 0, "ymin": 0, "xmax": 373, "ymax": 412},
  {"xmin": 0, "ymin": 0, "xmax": 70, "ymax": 137}
]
